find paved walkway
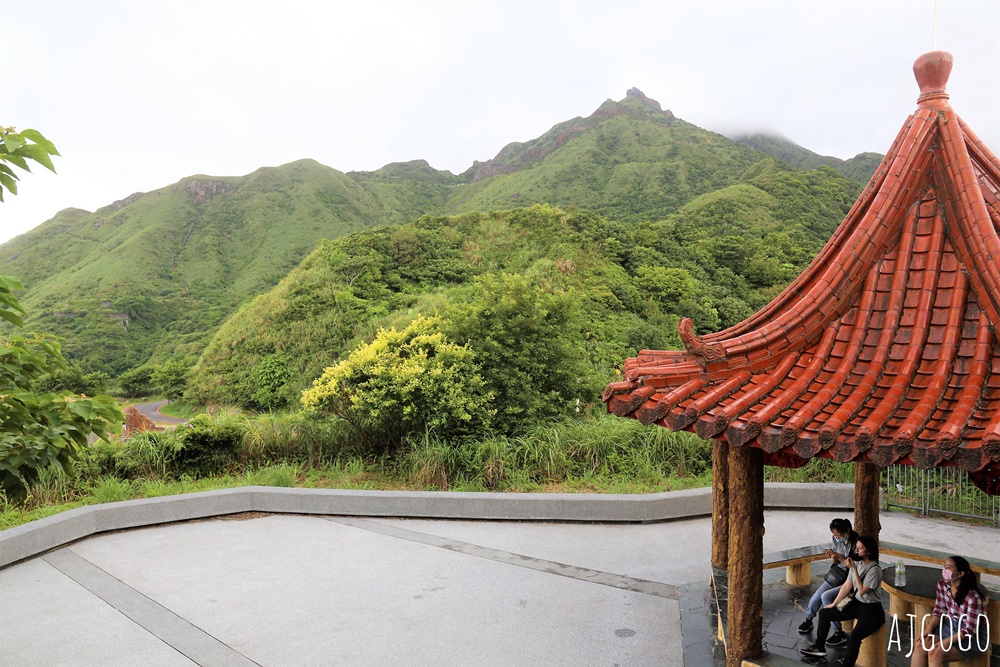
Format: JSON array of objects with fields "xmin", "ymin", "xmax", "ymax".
[
  {"xmin": 1, "ymin": 509, "xmax": 998, "ymax": 666},
  {"xmin": 133, "ymin": 400, "xmax": 188, "ymax": 426}
]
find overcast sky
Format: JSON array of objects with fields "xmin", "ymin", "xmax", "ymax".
[{"xmin": 3, "ymin": 0, "xmax": 998, "ymax": 245}]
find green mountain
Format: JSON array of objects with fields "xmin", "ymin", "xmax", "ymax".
[
  {"xmin": 0, "ymin": 159, "xmax": 458, "ymax": 373},
  {"xmin": 192, "ymin": 157, "xmax": 861, "ymax": 411},
  {"xmin": 1, "ymin": 90, "xmax": 867, "ymax": 378},
  {"xmin": 733, "ymin": 133, "xmax": 882, "ymax": 183},
  {"xmin": 448, "ymin": 89, "xmax": 767, "ymax": 222}
]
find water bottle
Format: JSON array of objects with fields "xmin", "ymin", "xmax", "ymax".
[{"xmin": 895, "ymin": 560, "xmax": 907, "ymax": 586}]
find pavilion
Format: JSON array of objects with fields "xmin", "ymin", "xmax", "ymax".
[{"xmin": 604, "ymin": 51, "xmax": 1000, "ymax": 666}]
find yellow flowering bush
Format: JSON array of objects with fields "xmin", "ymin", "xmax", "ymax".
[{"xmin": 302, "ymin": 316, "xmax": 494, "ymax": 451}]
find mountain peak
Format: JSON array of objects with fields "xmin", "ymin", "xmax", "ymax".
[
  {"xmin": 625, "ymin": 87, "xmax": 661, "ymax": 111},
  {"xmin": 591, "ymin": 89, "xmax": 673, "ymax": 121}
]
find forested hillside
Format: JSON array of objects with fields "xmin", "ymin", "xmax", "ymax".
[
  {"xmin": 1, "ymin": 90, "xmax": 868, "ymax": 387},
  {"xmin": 192, "ymin": 157, "xmax": 860, "ymax": 411},
  {"xmin": 734, "ymin": 133, "xmax": 882, "ymax": 183},
  {"xmin": 0, "ymin": 159, "xmax": 458, "ymax": 373}
]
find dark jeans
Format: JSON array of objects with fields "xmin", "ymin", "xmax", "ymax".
[{"xmin": 816, "ymin": 600, "xmax": 885, "ymax": 666}]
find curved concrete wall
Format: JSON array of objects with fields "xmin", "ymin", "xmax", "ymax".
[{"xmin": 0, "ymin": 483, "xmax": 854, "ymax": 570}]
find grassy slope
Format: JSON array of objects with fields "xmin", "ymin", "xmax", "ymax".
[{"xmin": 0, "ymin": 160, "xmax": 457, "ymax": 372}]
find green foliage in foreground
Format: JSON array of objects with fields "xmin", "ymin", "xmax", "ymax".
[
  {"xmin": 0, "ymin": 276, "xmax": 124, "ymax": 496},
  {"xmin": 0, "ymin": 409, "xmax": 857, "ymax": 531},
  {"xmin": 0, "ymin": 125, "xmax": 60, "ymax": 202}
]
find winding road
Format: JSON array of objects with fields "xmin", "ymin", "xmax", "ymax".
[{"xmin": 132, "ymin": 400, "xmax": 188, "ymax": 425}]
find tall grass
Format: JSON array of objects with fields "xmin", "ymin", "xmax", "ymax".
[
  {"xmin": 248, "ymin": 464, "xmax": 300, "ymax": 487},
  {"xmin": 23, "ymin": 465, "xmax": 77, "ymax": 507},
  {"xmin": 764, "ymin": 457, "xmax": 854, "ymax": 483},
  {"xmin": 399, "ymin": 413, "xmax": 713, "ymax": 492},
  {"xmin": 0, "ymin": 409, "xmax": 858, "ymax": 532},
  {"xmin": 407, "ymin": 432, "xmax": 464, "ymax": 489},
  {"xmin": 240, "ymin": 412, "xmax": 351, "ymax": 466},
  {"xmin": 91, "ymin": 477, "xmax": 137, "ymax": 504}
]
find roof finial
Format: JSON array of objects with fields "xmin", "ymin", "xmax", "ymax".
[
  {"xmin": 933, "ymin": 0, "xmax": 941, "ymax": 50},
  {"xmin": 913, "ymin": 51, "xmax": 953, "ymax": 108}
]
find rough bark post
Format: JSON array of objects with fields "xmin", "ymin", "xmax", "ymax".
[
  {"xmin": 854, "ymin": 462, "xmax": 882, "ymax": 539},
  {"xmin": 712, "ymin": 439, "xmax": 730, "ymax": 570},
  {"xmin": 727, "ymin": 445, "xmax": 764, "ymax": 666}
]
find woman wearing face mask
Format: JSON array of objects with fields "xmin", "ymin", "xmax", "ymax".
[
  {"xmin": 909, "ymin": 556, "xmax": 989, "ymax": 666},
  {"xmin": 798, "ymin": 518, "xmax": 858, "ymax": 648},
  {"xmin": 800, "ymin": 535, "xmax": 884, "ymax": 665}
]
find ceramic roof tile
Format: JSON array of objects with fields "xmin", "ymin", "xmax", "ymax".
[{"xmin": 603, "ymin": 52, "xmax": 1000, "ymax": 495}]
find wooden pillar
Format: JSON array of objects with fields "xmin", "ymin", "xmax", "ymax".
[
  {"xmin": 727, "ymin": 445, "xmax": 764, "ymax": 666},
  {"xmin": 854, "ymin": 462, "xmax": 881, "ymax": 539},
  {"xmin": 712, "ymin": 439, "xmax": 730, "ymax": 570}
]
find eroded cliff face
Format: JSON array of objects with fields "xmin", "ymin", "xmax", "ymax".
[{"xmin": 184, "ymin": 179, "xmax": 235, "ymax": 203}]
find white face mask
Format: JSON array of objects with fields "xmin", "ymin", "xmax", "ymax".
[{"xmin": 942, "ymin": 568, "xmax": 954, "ymax": 582}]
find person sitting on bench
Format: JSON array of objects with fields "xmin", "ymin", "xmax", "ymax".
[
  {"xmin": 909, "ymin": 555, "xmax": 989, "ymax": 666},
  {"xmin": 800, "ymin": 535, "xmax": 885, "ymax": 666},
  {"xmin": 798, "ymin": 517, "xmax": 858, "ymax": 648}
]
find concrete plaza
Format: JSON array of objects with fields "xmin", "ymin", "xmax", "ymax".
[{"xmin": 1, "ymin": 493, "xmax": 998, "ymax": 666}]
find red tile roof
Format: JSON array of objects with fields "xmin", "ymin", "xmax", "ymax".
[{"xmin": 603, "ymin": 52, "xmax": 1000, "ymax": 494}]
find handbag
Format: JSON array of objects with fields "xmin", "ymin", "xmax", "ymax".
[
  {"xmin": 824, "ymin": 565, "xmax": 848, "ymax": 588},
  {"xmin": 835, "ymin": 592, "xmax": 854, "ymax": 611},
  {"xmin": 835, "ymin": 563, "xmax": 873, "ymax": 611}
]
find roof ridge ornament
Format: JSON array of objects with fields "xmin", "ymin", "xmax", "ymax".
[
  {"xmin": 678, "ymin": 317, "xmax": 726, "ymax": 361},
  {"xmin": 914, "ymin": 50, "xmax": 953, "ymax": 109}
]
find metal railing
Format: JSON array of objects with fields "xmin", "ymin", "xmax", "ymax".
[{"xmin": 884, "ymin": 464, "xmax": 1000, "ymax": 527}]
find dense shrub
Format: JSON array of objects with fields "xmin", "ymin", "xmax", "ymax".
[
  {"xmin": 172, "ymin": 413, "xmax": 243, "ymax": 477},
  {"xmin": 302, "ymin": 316, "xmax": 494, "ymax": 452},
  {"xmin": 442, "ymin": 273, "xmax": 603, "ymax": 432}
]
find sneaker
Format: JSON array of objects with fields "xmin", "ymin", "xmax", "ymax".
[
  {"xmin": 826, "ymin": 630, "xmax": 849, "ymax": 647},
  {"xmin": 800, "ymin": 644, "xmax": 827, "ymax": 658},
  {"xmin": 797, "ymin": 618, "xmax": 814, "ymax": 634}
]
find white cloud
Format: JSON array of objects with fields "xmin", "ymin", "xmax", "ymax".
[{"xmin": 3, "ymin": 0, "xmax": 998, "ymax": 244}]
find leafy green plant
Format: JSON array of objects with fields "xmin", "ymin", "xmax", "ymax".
[
  {"xmin": 0, "ymin": 126, "xmax": 59, "ymax": 201},
  {"xmin": 443, "ymin": 273, "xmax": 603, "ymax": 432},
  {"xmin": 1, "ymin": 275, "xmax": 124, "ymax": 496},
  {"xmin": 32, "ymin": 363, "xmax": 110, "ymax": 396},
  {"xmin": 117, "ymin": 366, "xmax": 155, "ymax": 398}
]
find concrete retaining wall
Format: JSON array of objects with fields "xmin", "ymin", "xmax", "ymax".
[{"xmin": 0, "ymin": 483, "xmax": 854, "ymax": 570}]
